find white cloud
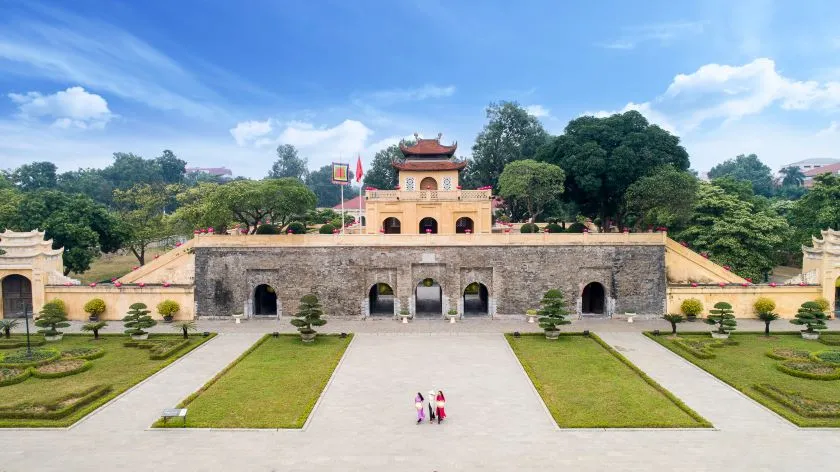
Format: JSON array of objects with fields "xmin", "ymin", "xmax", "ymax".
[
  {"xmin": 816, "ymin": 121, "xmax": 840, "ymax": 136},
  {"xmin": 8, "ymin": 86, "xmax": 112, "ymax": 129},
  {"xmin": 596, "ymin": 21, "xmax": 704, "ymax": 50},
  {"xmin": 229, "ymin": 119, "xmax": 273, "ymax": 146},
  {"xmin": 525, "ymin": 105, "xmax": 550, "ymax": 118}
]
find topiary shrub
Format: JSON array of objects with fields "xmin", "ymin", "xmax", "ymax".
[
  {"xmin": 156, "ymin": 300, "xmax": 180, "ymax": 322},
  {"xmin": 791, "ymin": 301, "xmax": 828, "ymax": 335},
  {"xmin": 286, "ymin": 221, "xmax": 306, "ymax": 234},
  {"xmin": 566, "ymin": 222, "xmax": 586, "ymax": 233},
  {"xmin": 47, "ymin": 299, "xmax": 67, "ymax": 315},
  {"xmin": 545, "ymin": 222, "xmax": 564, "ymax": 233},
  {"xmin": 290, "ymin": 294, "xmax": 327, "ymax": 342},
  {"xmin": 255, "ymin": 224, "xmax": 280, "ymax": 234},
  {"xmin": 123, "ymin": 303, "xmax": 157, "ymax": 338},
  {"xmin": 35, "ymin": 301, "xmax": 70, "ymax": 339},
  {"xmin": 705, "ymin": 302, "xmax": 736, "ymax": 335},
  {"xmin": 537, "ymin": 289, "xmax": 570, "ymax": 339},
  {"xmin": 83, "ymin": 298, "xmax": 106, "ymax": 321},
  {"xmin": 753, "ymin": 297, "xmax": 779, "ymax": 336},
  {"xmin": 519, "ymin": 223, "xmax": 539, "ymax": 233},
  {"xmin": 814, "ymin": 297, "xmax": 831, "ymax": 313},
  {"xmin": 680, "ymin": 298, "xmax": 703, "ymax": 320},
  {"xmin": 319, "ymin": 223, "xmax": 336, "ymax": 234}
]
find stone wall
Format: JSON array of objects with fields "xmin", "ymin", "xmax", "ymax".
[{"xmin": 194, "ymin": 244, "xmax": 666, "ymax": 319}]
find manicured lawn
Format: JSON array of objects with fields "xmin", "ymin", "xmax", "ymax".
[
  {"xmin": 157, "ymin": 334, "xmax": 352, "ymax": 428},
  {"xmin": 70, "ymin": 248, "xmax": 166, "ymax": 283},
  {"xmin": 648, "ymin": 332, "xmax": 840, "ymax": 427},
  {"xmin": 0, "ymin": 333, "xmax": 214, "ymax": 427},
  {"xmin": 506, "ymin": 333, "xmax": 709, "ymax": 428}
]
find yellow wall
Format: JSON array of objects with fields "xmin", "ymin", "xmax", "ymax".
[
  {"xmin": 667, "ymin": 285, "xmax": 822, "ymax": 319},
  {"xmin": 400, "ymin": 170, "xmax": 460, "ymax": 190},
  {"xmin": 41, "ymin": 285, "xmax": 194, "ymax": 321},
  {"xmin": 118, "ymin": 240, "xmax": 195, "ymax": 285},
  {"xmin": 366, "ymin": 199, "xmax": 493, "ymax": 234},
  {"xmin": 664, "ymin": 238, "xmax": 747, "ymax": 284}
]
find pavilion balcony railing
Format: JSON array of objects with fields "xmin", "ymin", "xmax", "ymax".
[{"xmin": 366, "ymin": 189, "xmax": 492, "ymax": 201}]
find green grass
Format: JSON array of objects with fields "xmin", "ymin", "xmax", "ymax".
[
  {"xmin": 70, "ymin": 248, "xmax": 166, "ymax": 283},
  {"xmin": 0, "ymin": 333, "xmax": 214, "ymax": 427},
  {"xmin": 156, "ymin": 333, "xmax": 352, "ymax": 429},
  {"xmin": 648, "ymin": 331, "xmax": 840, "ymax": 427},
  {"xmin": 506, "ymin": 333, "xmax": 709, "ymax": 428}
]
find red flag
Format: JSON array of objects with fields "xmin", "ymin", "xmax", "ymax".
[{"xmin": 355, "ymin": 155, "xmax": 363, "ymax": 182}]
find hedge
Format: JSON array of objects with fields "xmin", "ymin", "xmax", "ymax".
[
  {"xmin": 754, "ymin": 384, "xmax": 840, "ymax": 418},
  {"xmin": 61, "ymin": 346, "xmax": 106, "ymax": 360},
  {"xmin": 31, "ymin": 359, "xmax": 93, "ymax": 379},
  {"xmin": 765, "ymin": 348, "xmax": 810, "ymax": 361},
  {"xmin": 0, "ymin": 367, "xmax": 31, "ymax": 387},
  {"xmin": 0, "ymin": 385, "xmax": 112, "ymax": 419},
  {"xmin": 776, "ymin": 360, "xmax": 840, "ymax": 380},
  {"xmin": 818, "ymin": 335, "xmax": 840, "ymax": 346},
  {"xmin": 0, "ymin": 349, "xmax": 61, "ymax": 368},
  {"xmin": 809, "ymin": 350, "xmax": 840, "ymax": 365},
  {"xmin": 0, "ymin": 339, "xmax": 46, "ymax": 350},
  {"xmin": 672, "ymin": 339, "xmax": 716, "ymax": 359},
  {"xmin": 149, "ymin": 339, "xmax": 190, "ymax": 360}
]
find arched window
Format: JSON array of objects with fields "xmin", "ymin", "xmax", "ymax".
[
  {"xmin": 383, "ymin": 217, "xmax": 401, "ymax": 234},
  {"xmin": 254, "ymin": 284, "xmax": 277, "ymax": 315},
  {"xmin": 1, "ymin": 274, "xmax": 32, "ymax": 318},
  {"xmin": 581, "ymin": 282, "xmax": 605, "ymax": 314},
  {"xmin": 369, "ymin": 283, "xmax": 394, "ymax": 316},
  {"xmin": 419, "ymin": 177, "xmax": 438, "ymax": 190},
  {"xmin": 455, "ymin": 217, "xmax": 474, "ymax": 234},
  {"xmin": 419, "ymin": 217, "xmax": 438, "ymax": 234}
]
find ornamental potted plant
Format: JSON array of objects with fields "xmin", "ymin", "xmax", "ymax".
[
  {"xmin": 680, "ymin": 298, "xmax": 703, "ymax": 322},
  {"xmin": 447, "ymin": 308, "xmax": 458, "ymax": 324},
  {"xmin": 123, "ymin": 302, "xmax": 157, "ymax": 340},
  {"xmin": 790, "ymin": 301, "xmax": 828, "ymax": 340},
  {"xmin": 525, "ymin": 309, "xmax": 538, "ymax": 323},
  {"xmin": 35, "ymin": 300, "xmax": 70, "ymax": 342},
  {"xmin": 156, "ymin": 299, "xmax": 180, "ymax": 323},
  {"xmin": 399, "ymin": 307, "xmax": 411, "ymax": 324},
  {"xmin": 753, "ymin": 297, "xmax": 779, "ymax": 337},
  {"xmin": 537, "ymin": 289, "xmax": 570, "ymax": 340},
  {"xmin": 84, "ymin": 298, "xmax": 106, "ymax": 322},
  {"xmin": 290, "ymin": 294, "xmax": 326, "ymax": 343},
  {"xmin": 706, "ymin": 302, "xmax": 736, "ymax": 339}
]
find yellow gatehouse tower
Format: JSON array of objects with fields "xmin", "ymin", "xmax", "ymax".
[{"xmin": 364, "ymin": 133, "xmax": 494, "ymax": 234}]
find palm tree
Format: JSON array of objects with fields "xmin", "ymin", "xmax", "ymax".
[
  {"xmin": 0, "ymin": 319, "xmax": 20, "ymax": 338},
  {"xmin": 662, "ymin": 313, "xmax": 684, "ymax": 335},
  {"xmin": 172, "ymin": 321, "xmax": 197, "ymax": 339},
  {"xmin": 82, "ymin": 321, "xmax": 107, "ymax": 340},
  {"xmin": 779, "ymin": 166, "xmax": 805, "ymax": 187},
  {"xmin": 757, "ymin": 312, "xmax": 779, "ymax": 336}
]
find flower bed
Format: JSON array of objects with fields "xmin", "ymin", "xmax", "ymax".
[
  {"xmin": 61, "ymin": 347, "xmax": 105, "ymax": 360},
  {"xmin": 125, "ymin": 339, "xmax": 190, "ymax": 360},
  {"xmin": 766, "ymin": 348, "xmax": 810, "ymax": 361},
  {"xmin": 754, "ymin": 384, "xmax": 840, "ymax": 418},
  {"xmin": 0, "ymin": 367, "xmax": 30, "ymax": 387},
  {"xmin": 777, "ymin": 360, "xmax": 840, "ymax": 380},
  {"xmin": 0, "ymin": 349, "xmax": 61, "ymax": 368},
  {"xmin": 32, "ymin": 359, "xmax": 92, "ymax": 379},
  {"xmin": 810, "ymin": 350, "xmax": 840, "ymax": 365}
]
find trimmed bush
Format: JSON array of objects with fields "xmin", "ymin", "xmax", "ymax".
[
  {"xmin": 0, "ymin": 385, "xmax": 112, "ymax": 419},
  {"xmin": 157, "ymin": 300, "xmax": 180, "ymax": 320},
  {"xmin": 519, "ymin": 223, "xmax": 539, "ymax": 233},
  {"xmin": 566, "ymin": 222, "xmax": 586, "ymax": 233},
  {"xmin": 286, "ymin": 221, "xmax": 306, "ymax": 234},
  {"xmin": 35, "ymin": 300, "xmax": 70, "ymax": 337},
  {"xmin": 318, "ymin": 223, "xmax": 336, "ymax": 234},
  {"xmin": 819, "ymin": 335, "xmax": 840, "ymax": 346},
  {"xmin": 754, "ymin": 384, "xmax": 840, "ymax": 418},
  {"xmin": 753, "ymin": 297, "xmax": 776, "ymax": 314},
  {"xmin": 290, "ymin": 294, "xmax": 327, "ymax": 337},
  {"xmin": 123, "ymin": 303, "xmax": 156, "ymax": 336},
  {"xmin": 61, "ymin": 346, "xmax": 105, "ymax": 360},
  {"xmin": 791, "ymin": 301, "xmax": 828, "ymax": 334},
  {"xmin": 32, "ymin": 359, "xmax": 92, "ymax": 379},
  {"xmin": 777, "ymin": 360, "xmax": 840, "ymax": 380},
  {"xmin": 810, "ymin": 350, "xmax": 840, "ymax": 365},
  {"xmin": 814, "ymin": 297, "xmax": 831, "ymax": 313},
  {"xmin": 706, "ymin": 302, "xmax": 736, "ymax": 334},
  {"xmin": 0, "ymin": 338, "xmax": 46, "ymax": 349},
  {"xmin": 149, "ymin": 339, "xmax": 190, "ymax": 360},
  {"xmin": 255, "ymin": 224, "xmax": 280, "ymax": 234},
  {"xmin": 537, "ymin": 289, "xmax": 571, "ymax": 335},
  {"xmin": 0, "ymin": 367, "xmax": 31, "ymax": 387},
  {"xmin": 680, "ymin": 298, "xmax": 703, "ymax": 318},
  {"xmin": 545, "ymin": 222, "xmax": 564, "ymax": 233},
  {"xmin": 0, "ymin": 348, "xmax": 61, "ymax": 368},
  {"xmin": 765, "ymin": 348, "xmax": 810, "ymax": 361},
  {"xmin": 672, "ymin": 339, "xmax": 716, "ymax": 359},
  {"xmin": 83, "ymin": 298, "xmax": 106, "ymax": 320}
]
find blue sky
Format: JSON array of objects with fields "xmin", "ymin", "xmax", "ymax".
[{"xmin": 2, "ymin": 0, "xmax": 840, "ymax": 178}]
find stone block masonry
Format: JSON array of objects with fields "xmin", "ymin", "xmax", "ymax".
[{"xmin": 194, "ymin": 244, "xmax": 666, "ymax": 319}]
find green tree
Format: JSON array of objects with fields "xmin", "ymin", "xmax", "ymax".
[
  {"xmin": 662, "ymin": 313, "xmax": 684, "ymax": 335},
  {"xmin": 269, "ymin": 144, "xmax": 308, "ymax": 181},
  {"xmin": 168, "ymin": 183, "xmax": 234, "ymax": 235},
  {"xmin": 497, "ymin": 160, "xmax": 565, "ymax": 222},
  {"xmin": 625, "ymin": 166, "xmax": 698, "ymax": 231},
  {"xmin": 790, "ymin": 301, "xmax": 828, "ymax": 334},
  {"xmin": 710, "ymin": 176, "xmax": 755, "ymax": 202},
  {"xmin": 707, "ymin": 154, "xmax": 774, "ymax": 197},
  {"xmin": 537, "ymin": 111, "xmax": 690, "ymax": 229},
  {"xmin": 123, "ymin": 302, "xmax": 157, "ymax": 337},
  {"xmin": 35, "ymin": 300, "xmax": 70, "ymax": 337},
  {"xmin": 779, "ymin": 166, "xmax": 805, "ymax": 187},
  {"xmin": 82, "ymin": 321, "xmax": 107, "ymax": 340},
  {"xmin": 537, "ymin": 289, "xmax": 571, "ymax": 336},
  {"xmin": 11, "ymin": 161, "xmax": 57, "ymax": 191},
  {"xmin": 705, "ymin": 302, "xmax": 736, "ymax": 335},
  {"xmin": 677, "ymin": 183, "xmax": 790, "ymax": 281},
  {"xmin": 102, "ymin": 152, "xmax": 165, "ymax": 190},
  {"xmin": 789, "ymin": 174, "xmax": 840, "ymax": 248},
  {"xmin": 306, "ymin": 165, "xmax": 357, "ymax": 207},
  {"xmin": 362, "ymin": 144, "xmax": 401, "ymax": 189},
  {"xmin": 83, "ymin": 298, "xmax": 107, "ymax": 321},
  {"xmin": 113, "ymin": 184, "xmax": 175, "ymax": 265},
  {"xmin": 471, "ymin": 101, "xmax": 548, "ymax": 190},
  {"xmin": 57, "ymin": 168, "xmax": 114, "ymax": 205},
  {"xmin": 0, "ymin": 319, "xmax": 19, "ymax": 338},
  {"xmin": 753, "ymin": 297, "xmax": 779, "ymax": 336},
  {"xmin": 290, "ymin": 294, "xmax": 327, "ymax": 339},
  {"xmin": 0, "ymin": 190, "xmax": 124, "ymax": 274},
  {"xmin": 155, "ymin": 150, "xmax": 186, "ymax": 185}
]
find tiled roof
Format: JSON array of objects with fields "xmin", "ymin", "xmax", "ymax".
[
  {"xmin": 803, "ymin": 162, "xmax": 840, "ymax": 177},
  {"xmin": 392, "ymin": 160, "xmax": 467, "ymax": 171},
  {"xmin": 399, "ymin": 137, "xmax": 457, "ymax": 156},
  {"xmin": 332, "ymin": 195, "xmax": 366, "ymax": 210}
]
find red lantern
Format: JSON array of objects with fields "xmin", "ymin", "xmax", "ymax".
[
  {"xmin": 680, "ymin": 241, "xmax": 688, "ymax": 247},
  {"xmin": 90, "ymin": 282, "xmax": 97, "ymax": 287},
  {"xmin": 64, "ymin": 282, "xmax": 71, "ymax": 286},
  {"xmin": 114, "ymin": 282, "xmax": 122, "ymax": 288},
  {"xmin": 208, "ymin": 227, "xmax": 214, "ymax": 233},
  {"xmin": 769, "ymin": 282, "xmax": 777, "ymax": 287},
  {"xmin": 465, "ymin": 229, "xmax": 472, "ymax": 234},
  {"xmin": 138, "ymin": 282, "xmax": 145, "ymax": 288},
  {"xmin": 543, "ymin": 228, "xmax": 549, "ymax": 233},
  {"xmin": 333, "ymin": 229, "xmax": 339, "ymax": 234},
  {"xmin": 745, "ymin": 277, "xmax": 752, "ymax": 283},
  {"xmin": 718, "ymin": 282, "xmax": 726, "ymax": 287},
  {"xmin": 194, "ymin": 230, "xmax": 200, "ymax": 235},
  {"xmin": 456, "ymin": 185, "xmax": 462, "ymax": 190},
  {"xmin": 240, "ymin": 229, "xmax": 247, "ymax": 234},
  {"xmin": 723, "ymin": 265, "xmax": 730, "ymax": 271},
  {"xmin": 623, "ymin": 228, "xmax": 630, "ymax": 233},
  {"xmin": 691, "ymin": 282, "xmax": 698, "ymax": 287},
  {"xmin": 700, "ymin": 252, "xmax": 709, "ymax": 259},
  {"xmin": 741, "ymin": 282, "xmax": 749, "ymax": 287},
  {"xmin": 132, "ymin": 266, "xmax": 139, "ymax": 271},
  {"xmin": 583, "ymin": 228, "xmax": 589, "ymax": 233},
  {"xmin": 425, "ymin": 228, "xmax": 432, "ymax": 234},
  {"xmin": 175, "ymin": 242, "xmax": 182, "ymax": 247},
  {"xmin": 154, "ymin": 255, "xmax": 160, "ymax": 259},
  {"xmin": 111, "ymin": 278, "xmax": 117, "ymax": 282},
  {"xmin": 504, "ymin": 228, "xmax": 510, "ymax": 233},
  {"xmin": 799, "ymin": 282, "xmax": 806, "ymax": 286},
  {"xmin": 163, "ymin": 281, "xmax": 171, "ymax": 287},
  {"xmin": 379, "ymin": 228, "xmax": 384, "ymax": 233}
]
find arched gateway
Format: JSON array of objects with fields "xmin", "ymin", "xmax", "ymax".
[
  {"xmin": 463, "ymin": 282, "xmax": 488, "ymax": 316},
  {"xmin": 415, "ymin": 278, "xmax": 442, "ymax": 317},
  {"xmin": 254, "ymin": 284, "xmax": 277, "ymax": 316},
  {"xmin": 581, "ymin": 282, "xmax": 605, "ymax": 315},
  {"xmin": 369, "ymin": 283, "xmax": 395, "ymax": 316},
  {"xmin": 1, "ymin": 274, "xmax": 32, "ymax": 318}
]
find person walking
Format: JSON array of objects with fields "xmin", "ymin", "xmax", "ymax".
[
  {"xmin": 435, "ymin": 390, "xmax": 447, "ymax": 424},
  {"xmin": 414, "ymin": 392, "xmax": 425, "ymax": 424},
  {"xmin": 427, "ymin": 389, "xmax": 436, "ymax": 423}
]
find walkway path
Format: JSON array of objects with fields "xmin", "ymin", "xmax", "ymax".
[{"xmin": 597, "ymin": 332, "xmax": 792, "ymax": 432}]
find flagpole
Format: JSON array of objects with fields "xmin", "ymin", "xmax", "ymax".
[
  {"xmin": 358, "ymin": 154, "xmax": 363, "ymax": 232},
  {"xmin": 340, "ymin": 154, "xmax": 345, "ymax": 235}
]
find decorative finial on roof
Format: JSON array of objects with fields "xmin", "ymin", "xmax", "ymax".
[
  {"xmin": 414, "ymin": 132, "xmax": 419, "ymax": 140},
  {"xmin": 437, "ymin": 132, "xmax": 442, "ymax": 141}
]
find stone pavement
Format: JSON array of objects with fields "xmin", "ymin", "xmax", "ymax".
[{"xmin": 3, "ymin": 320, "xmax": 840, "ymax": 471}]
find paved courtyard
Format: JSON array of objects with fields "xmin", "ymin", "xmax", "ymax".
[{"xmin": 2, "ymin": 319, "xmax": 840, "ymax": 471}]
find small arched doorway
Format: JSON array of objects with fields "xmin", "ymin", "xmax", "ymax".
[
  {"xmin": 1, "ymin": 274, "xmax": 32, "ymax": 319},
  {"xmin": 415, "ymin": 278, "xmax": 442, "ymax": 317},
  {"xmin": 463, "ymin": 282, "xmax": 489, "ymax": 316},
  {"xmin": 368, "ymin": 283, "xmax": 394, "ymax": 316},
  {"xmin": 581, "ymin": 282, "xmax": 605, "ymax": 315},
  {"xmin": 419, "ymin": 177, "xmax": 438, "ymax": 190},
  {"xmin": 383, "ymin": 217, "xmax": 401, "ymax": 234},
  {"xmin": 455, "ymin": 217, "xmax": 474, "ymax": 234},
  {"xmin": 254, "ymin": 284, "xmax": 277, "ymax": 316},
  {"xmin": 834, "ymin": 276, "xmax": 840, "ymax": 318},
  {"xmin": 419, "ymin": 217, "xmax": 438, "ymax": 234}
]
